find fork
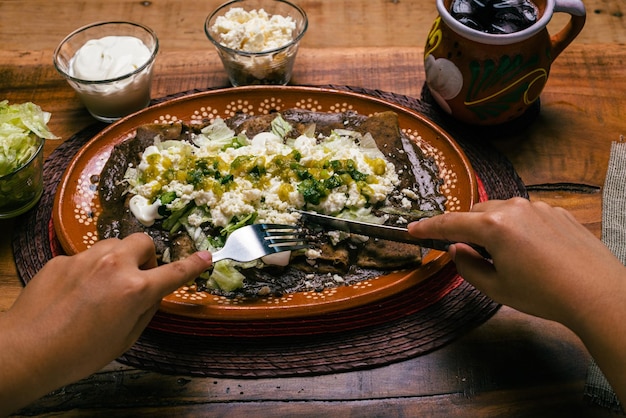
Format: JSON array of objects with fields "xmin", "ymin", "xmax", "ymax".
[{"xmin": 211, "ymin": 224, "xmax": 308, "ymax": 263}]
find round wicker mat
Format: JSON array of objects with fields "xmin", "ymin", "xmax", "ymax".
[{"xmin": 12, "ymin": 86, "xmax": 527, "ymax": 378}]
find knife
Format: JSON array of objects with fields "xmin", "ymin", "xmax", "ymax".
[{"xmin": 296, "ymin": 210, "xmax": 491, "ymax": 259}]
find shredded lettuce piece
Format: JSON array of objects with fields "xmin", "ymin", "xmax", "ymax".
[
  {"xmin": 200, "ymin": 117, "xmax": 235, "ymax": 140},
  {"xmin": 0, "ymin": 101, "xmax": 58, "ymax": 176},
  {"xmin": 177, "ymin": 206, "xmax": 224, "ymax": 252},
  {"xmin": 157, "ymin": 139, "xmax": 193, "ymax": 154},
  {"xmin": 301, "ymin": 123, "xmax": 316, "ymax": 138},
  {"xmin": 338, "ymin": 207, "xmax": 387, "ymax": 224},
  {"xmin": 193, "ymin": 117, "xmax": 248, "ymax": 151},
  {"xmin": 270, "ymin": 114, "xmax": 293, "ymax": 139},
  {"xmin": 182, "ymin": 223, "xmax": 210, "ymax": 252},
  {"xmin": 0, "ymin": 101, "xmax": 58, "ymax": 140},
  {"xmin": 207, "ymin": 260, "xmax": 246, "ymax": 292}
]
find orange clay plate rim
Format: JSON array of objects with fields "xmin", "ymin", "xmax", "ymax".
[{"xmin": 52, "ymin": 85, "xmax": 477, "ymax": 321}]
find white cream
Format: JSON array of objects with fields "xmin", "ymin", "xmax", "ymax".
[
  {"xmin": 66, "ymin": 35, "xmax": 155, "ymax": 121},
  {"xmin": 129, "ymin": 195, "xmax": 162, "ymax": 226},
  {"xmin": 69, "ymin": 35, "xmax": 152, "ymax": 81}
]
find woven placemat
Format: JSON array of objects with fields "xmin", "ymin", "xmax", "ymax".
[{"xmin": 12, "ymin": 86, "xmax": 527, "ymax": 378}]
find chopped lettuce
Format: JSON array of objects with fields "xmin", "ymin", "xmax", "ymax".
[
  {"xmin": 200, "ymin": 117, "xmax": 234, "ymax": 141},
  {"xmin": 207, "ymin": 260, "xmax": 246, "ymax": 292},
  {"xmin": 270, "ymin": 114, "xmax": 293, "ymax": 139},
  {"xmin": 0, "ymin": 101, "xmax": 58, "ymax": 176},
  {"xmin": 194, "ymin": 117, "xmax": 248, "ymax": 151},
  {"xmin": 180, "ymin": 206, "xmax": 224, "ymax": 251},
  {"xmin": 338, "ymin": 207, "xmax": 387, "ymax": 224}
]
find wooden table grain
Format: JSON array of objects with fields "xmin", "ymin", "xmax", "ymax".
[{"xmin": 1, "ymin": 1, "xmax": 624, "ymax": 416}]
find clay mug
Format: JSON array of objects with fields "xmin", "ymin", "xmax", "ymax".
[{"xmin": 424, "ymin": 0, "xmax": 586, "ymax": 125}]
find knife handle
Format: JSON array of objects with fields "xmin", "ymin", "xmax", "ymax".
[{"xmin": 426, "ymin": 239, "xmax": 491, "ymax": 259}]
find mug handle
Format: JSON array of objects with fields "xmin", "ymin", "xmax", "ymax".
[{"xmin": 551, "ymin": 0, "xmax": 586, "ymax": 59}]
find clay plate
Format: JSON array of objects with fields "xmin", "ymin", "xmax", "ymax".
[{"xmin": 52, "ymin": 86, "xmax": 477, "ymax": 320}]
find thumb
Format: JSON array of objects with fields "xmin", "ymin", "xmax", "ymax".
[{"xmin": 148, "ymin": 251, "xmax": 213, "ymax": 299}]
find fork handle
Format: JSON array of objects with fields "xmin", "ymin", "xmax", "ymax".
[{"xmin": 210, "ymin": 250, "xmax": 228, "ymax": 263}]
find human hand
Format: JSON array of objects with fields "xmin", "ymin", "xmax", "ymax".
[
  {"xmin": 409, "ymin": 197, "xmax": 626, "ymax": 403},
  {"xmin": 0, "ymin": 233, "xmax": 212, "ymax": 414},
  {"xmin": 408, "ymin": 198, "xmax": 625, "ymax": 329}
]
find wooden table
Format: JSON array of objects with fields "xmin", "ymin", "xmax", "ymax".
[{"xmin": 1, "ymin": 1, "xmax": 624, "ymax": 416}]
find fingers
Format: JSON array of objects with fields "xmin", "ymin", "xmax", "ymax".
[
  {"xmin": 87, "ymin": 233, "xmax": 212, "ymax": 301},
  {"xmin": 81, "ymin": 233, "xmax": 158, "ymax": 270},
  {"xmin": 449, "ymin": 243, "xmax": 499, "ymax": 296},
  {"xmin": 408, "ymin": 198, "xmax": 531, "ymax": 247},
  {"xmin": 116, "ymin": 233, "xmax": 160, "ymax": 270},
  {"xmin": 408, "ymin": 210, "xmax": 489, "ymax": 245}
]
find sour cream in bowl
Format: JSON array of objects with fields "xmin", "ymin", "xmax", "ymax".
[{"xmin": 53, "ymin": 21, "xmax": 159, "ymax": 123}]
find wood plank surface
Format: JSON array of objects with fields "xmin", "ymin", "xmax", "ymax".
[
  {"xmin": 1, "ymin": 0, "xmax": 625, "ymax": 49},
  {"xmin": 1, "ymin": 0, "xmax": 625, "ymax": 415}
]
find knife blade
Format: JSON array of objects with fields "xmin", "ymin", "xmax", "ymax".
[{"xmin": 296, "ymin": 210, "xmax": 491, "ymax": 259}]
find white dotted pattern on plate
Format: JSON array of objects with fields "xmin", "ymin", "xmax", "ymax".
[
  {"xmin": 404, "ymin": 128, "xmax": 461, "ymax": 212},
  {"xmin": 72, "ymin": 96, "xmax": 461, "ymax": 306}
]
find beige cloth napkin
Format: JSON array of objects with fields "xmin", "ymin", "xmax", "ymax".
[{"xmin": 584, "ymin": 138, "xmax": 626, "ymax": 413}]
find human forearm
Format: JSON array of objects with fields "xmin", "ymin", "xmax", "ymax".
[
  {"xmin": 0, "ymin": 235, "xmax": 213, "ymax": 416},
  {"xmin": 563, "ymin": 266, "xmax": 626, "ymax": 404},
  {"xmin": 0, "ymin": 313, "xmax": 65, "ymax": 416}
]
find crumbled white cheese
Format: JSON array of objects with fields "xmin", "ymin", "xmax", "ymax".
[
  {"xmin": 186, "ymin": 211, "xmax": 205, "ymax": 227},
  {"xmin": 126, "ymin": 116, "xmax": 401, "ymax": 233},
  {"xmin": 212, "ymin": 7, "xmax": 296, "ymax": 52},
  {"xmin": 305, "ymin": 248, "xmax": 322, "ymax": 260},
  {"xmin": 332, "ymin": 275, "xmax": 345, "ymax": 283},
  {"xmin": 316, "ymin": 189, "xmax": 349, "ymax": 214},
  {"xmin": 163, "ymin": 181, "xmax": 194, "ymax": 200},
  {"xmin": 328, "ymin": 230, "xmax": 352, "ymax": 246},
  {"xmin": 401, "ymin": 188, "xmax": 419, "ymax": 200}
]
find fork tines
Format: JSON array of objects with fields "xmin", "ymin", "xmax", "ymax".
[{"xmin": 259, "ymin": 224, "xmax": 307, "ymax": 252}]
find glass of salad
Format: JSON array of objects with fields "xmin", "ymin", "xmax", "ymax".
[{"xmin": 0, "ymin": 101, "xmax": 58, "ymax": 218}]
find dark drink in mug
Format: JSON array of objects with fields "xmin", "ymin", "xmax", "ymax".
[
  {"xmin": 424, "ymin": 0, "xmax": 586, "ymax": 125},
  {"xmin": 450, "ymin": 0, "xmax": 539, "ymax": 34}
]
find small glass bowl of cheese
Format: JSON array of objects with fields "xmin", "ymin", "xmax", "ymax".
[
  {"xmin": 205, "ymin": 0, "xmax": 308, "ymax": 86},
  {"xmin": 53, "ymin": 21, "xmax": 159, "ymax": 123}
]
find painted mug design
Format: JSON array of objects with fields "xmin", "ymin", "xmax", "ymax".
[{"xmin": 424, "ymin": 0, "xmax": 585, "ymax": 126}]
